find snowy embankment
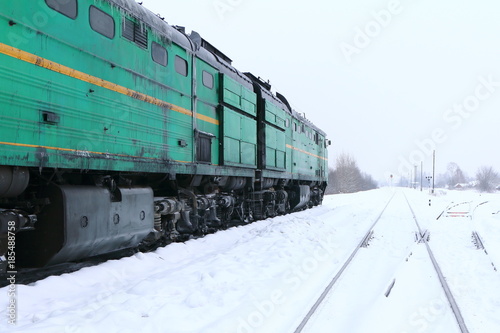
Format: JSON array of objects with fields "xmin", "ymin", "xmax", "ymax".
[{"xmin": 1, "ymin": 188, "xmax": 499, "ymax": 333}]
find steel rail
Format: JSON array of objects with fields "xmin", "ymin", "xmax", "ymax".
[
  {"xmin": 403, "ymin": 193, "xmax": 470, "ymax": 333},
  {"xmin": 294, "ymin": 192, "xmax": 396, "ymax": 333}
]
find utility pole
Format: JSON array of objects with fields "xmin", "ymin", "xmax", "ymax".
[
  {"xmin": 414, "ymin": 165, "xmax": 417, "ymax": 189},
  {"xmin": 420, "ymin": 161, "xmax": 423, "ymax": 191},
  {"xmin": 432, "ymin": 150, "xmax": 435, "ymax": 194}
]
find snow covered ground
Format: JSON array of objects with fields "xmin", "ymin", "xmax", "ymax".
[{"xmin": 1, "ymin": 188, "xmax": 499, "ymax": 333}]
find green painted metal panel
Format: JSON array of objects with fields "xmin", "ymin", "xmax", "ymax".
[
  {"xmin": 264, "ymin": 124, "xmax": 286, "ymax": 170},
  {"xmin": 0, "ymin": 0, "xmax": 203, "ymax": 174},
  {"xmin": 223, "ymin": 89, "xmax": 240, "ymax": 110},
  {"xmin": 241, "ymin": 116, "xmax": 256, "ymax": 143},
  {"xmin": 240, "ymin": 142, "xmax": 256, "ymax": 165},
  {"xmin": 220, "ymin": 74, "xmax": 256, "ymax": 116},
  {"xmin": 224, "ymin": 137, "xmax": 240, "ymax": 164},
  {"xmin": 0, "ymin": 0, "xmax": 329, "ymax": 182},
  {"xmin": 276, "ymin": 127, "xmax": 286, "ymax": 148},
  {"xmin": 224, "ymin": 109, "xmax": 242, "ymax": 139},
  {"xmin": 195, "ymin": 59, "xmax": 219, "ymax": 164},
  {"xmin": 266, "ymin": 147, "xmax": 275, "ymax": 167},
  {"xmin": 222, "ymin": 107, "xmax": 256, "ymax": 167},
  {"xmin": 284, "ymin": 115, "xmax": 293, "ymax": 173},
  {"xmin": 264, "ymin": 100, "xmax": 286, "ymax": 129},
  {"xmin": 276, "ymin": 150, "xmax": 285, "ymax": 169},
  {"xmin": 241, "ymin": 88, "xmax": 257, "ymax": 116},
  {"xmin": 241, "ymin": 98, "xmax": 255, "ymax": 115},
  {"xmin": 196, "ymin": 60, "xmax": 219, "ymax": 105},
  {"xmin": 289, "ymin": 120, "xmax": 329, "ymax": 179},
  {"xmin": 291, "ymin": 119, "xmax": 311, "ymax": 176},
  {"xmin": 196, "ymin": 102, "xmax": 219, "ymax": 164}
]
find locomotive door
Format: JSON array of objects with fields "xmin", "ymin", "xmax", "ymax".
[{"xmin": 193, "ymin": 58, "xmax": 220, "ymax": 165}]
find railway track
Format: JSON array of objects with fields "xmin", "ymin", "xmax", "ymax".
[
  {"xmin": 404, "ymin": 194, "xmax": 469, "ymax": 333},
  {"xmin": 471, "ymin": 231, "xmax": 497, "ymax": 272},
  {"xmin": 293, "ymin": 192, "xmax": 395, "ymax": 333},
  {"xmin": 437, "ymin": 199, "xmax": 497, "ymax": 273},
  {"xmin": 294, "ymin": 190, "xmax": 470, "ymax": 333}
]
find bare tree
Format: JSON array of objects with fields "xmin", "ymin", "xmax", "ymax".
[
  {"xmin": 334, "ymin": 153, "xmax": 361, "ymax": 193},
  {"xmin": 447, "ymin": 162, "xmax": 466, "ymax": 188},
  {"xmin": 398, "ymin": 175, "xmax": 410, "ymax": 187},
  {"xmin": 360, "ymin": 172, "xmax": 378, "ymax": 191},
  {"xmin": 476, "ymin": 166, "xmax": 499, "ymax": 192},
  {"xmin": 327, "ymin": 153, "xmax": 377, "ymax": 194}
]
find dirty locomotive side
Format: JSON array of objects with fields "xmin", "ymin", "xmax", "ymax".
[{"xmin": 0, "ymin": 0, "xmax": 330, "ymax": 269}]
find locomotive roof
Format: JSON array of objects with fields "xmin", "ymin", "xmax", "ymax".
[
  {"xmin": 106, "ymin": 0, "xmax": 325, "ymax": 137},
  {"xmin": 107, "ymin": 0, "xmax": 193, "ymax": 50},
  {"xmin": 244, "ymin": 73, "xmax": 326, "ymax": 137},
  {"xmin": 106, "ymin": 0, "xmax": 252, "ymax": 86}
]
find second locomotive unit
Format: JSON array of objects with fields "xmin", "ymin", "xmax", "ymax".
[{"xmin": 0, "ymin": 0, "xmax": 330, "ymax": 268}]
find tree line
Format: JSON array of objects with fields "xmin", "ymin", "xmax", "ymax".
[
  {"xmin": 434, "ymin": 162, "xmax": 499, "ymax": 192},
  {"xmin": 325, "ymin": 153, "xmax": 378, "ymax": 194},
  {"xmin": 324, "ymin": 156, "xmax": 499, "ymax": 194}
]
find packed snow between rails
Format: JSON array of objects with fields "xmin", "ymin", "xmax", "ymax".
[{"xmin": 1, "ymin": 188, "xmax": 500, "ymax": 332}]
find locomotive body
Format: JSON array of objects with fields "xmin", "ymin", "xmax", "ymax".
[{"xmin": 0, "ymin": 0, "xmax": 329, "ymax": 268}]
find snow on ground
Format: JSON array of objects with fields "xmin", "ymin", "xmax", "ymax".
[
  {"xmin": 407, "ymin": 189, "xmax": 500, "ymax": 333},
  {"xmin": 301, "ymin": 191, "xmax": 462, "ymax": 333},
  {"xmin": 1, "ymin": 188, "xmax": 499, "ymax": 333}
]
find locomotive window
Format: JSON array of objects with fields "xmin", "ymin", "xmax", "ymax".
[
  {"xmin": 175, "ymin": 56, "xmax": 188, "ymax": 76},
  {"xmin": 152, "ymin": 42, "xmax": 168, "ymax": 66},
  {"xmin": 46, "ymin": 0, "xmax": 78, "ymax": 19},
  {"xmin": 202, "ymin": 71, "xmax": 214, "ymax": 89},
  {"xmin": 89, "ymin": 6, "xmax": 115, "ymax": 39},
  {"xmin": 285, "ymin": 118, "xmax": 290, "ymax": 128},
  {"xmin": 123, "ymin": 17, "xmax": 148, "ymax": 49}
]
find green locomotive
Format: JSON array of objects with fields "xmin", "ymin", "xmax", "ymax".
[{"xmin": 0, "ymin": 0, "xmax": 330, "ymax": 268}]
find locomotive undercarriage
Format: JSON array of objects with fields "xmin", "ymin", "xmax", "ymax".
[{"xmin": 0, "ymin": 166, "xmax": 325, "ymax": 270}]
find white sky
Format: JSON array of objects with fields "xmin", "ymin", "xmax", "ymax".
[{"xmin": 141, "ymin": 0, "xmax": 500, "ymax": 183}]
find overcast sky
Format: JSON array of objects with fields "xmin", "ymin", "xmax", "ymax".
[{"xmin": 141, "ymin": 0, "xmax": 500, "ymax": 183}]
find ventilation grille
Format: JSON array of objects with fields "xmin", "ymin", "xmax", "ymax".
[{"xmin": 123, "ymin": 18, "xmax": 148, "ymax": 49}]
